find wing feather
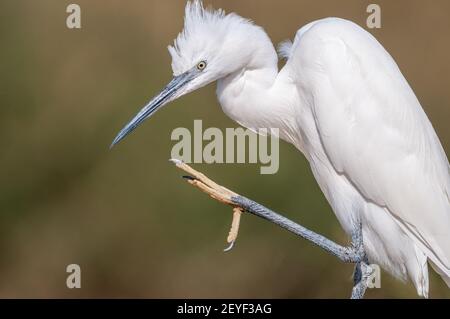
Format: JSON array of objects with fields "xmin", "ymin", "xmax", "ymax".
[{"xmin": 288, "ymin": 18, "xmax": 450, "ymax": 277}]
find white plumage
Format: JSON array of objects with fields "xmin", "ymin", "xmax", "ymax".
[
  {"xmin": 284, "ymin": 19, "xmax": 450, "ymax": 297},
  {"xmin": 113, "ymin": 1, "xmax": 450, "ymax": 297}
]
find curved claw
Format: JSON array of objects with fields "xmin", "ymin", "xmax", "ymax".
[
  {"xmin": 223, "ymin": 208, "xmax": 243, "ymax": 252},
  {"xmin": 223, "ymin": 240, "xmax": 235, "ymax": 252}
]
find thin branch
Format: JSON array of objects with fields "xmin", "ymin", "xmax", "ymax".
[{"xmin": 170, "ymin": 159, "xmax": 371, "ymax": 298}]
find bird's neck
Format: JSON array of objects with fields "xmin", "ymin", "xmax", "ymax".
[{"xmin": 216, "ymin": 61, "xmax": 298, "ymax": 145}]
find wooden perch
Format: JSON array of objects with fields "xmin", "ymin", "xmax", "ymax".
[{"xmin": 170, "ymin": 158, "xmax": 373, "ymax": 299}]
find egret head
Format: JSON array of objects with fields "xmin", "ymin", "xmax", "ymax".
[{"xmin": 111, "ymin": 0, "xmax": 274, "ymax": 147}]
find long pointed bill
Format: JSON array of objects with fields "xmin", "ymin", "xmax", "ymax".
[{"xmin": 111, "ymin": 70, "xmax": 196, "ymax": 147}]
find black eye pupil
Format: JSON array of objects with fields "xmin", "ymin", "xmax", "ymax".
[{"xmin": 198, "ymin": 62, "xmax": 206, "ymax": 70}]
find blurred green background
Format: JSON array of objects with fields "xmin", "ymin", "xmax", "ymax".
[{"xmin": 0, "ymin": 0, "xmax": 449, "ymax": 298}]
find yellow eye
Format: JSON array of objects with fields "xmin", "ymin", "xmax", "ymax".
[{"xmin": 197, "ymin": 61, "xmax": 207, "ymax": 71}]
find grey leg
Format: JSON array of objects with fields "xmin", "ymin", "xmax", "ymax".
[
  {"xmin": 170, "ymin": 160, "xmax": 371, "ymax": 298},
  {"xmin": 351, "ymin": 262, "xmax": 373, "ymax": 299},
  {"xmin": 233, "ymin": 196, "xmax": 366, "ymax": 263},
  {"xmin": 233, "ymin": 195, "xmax": 370, "ymax": 298}
]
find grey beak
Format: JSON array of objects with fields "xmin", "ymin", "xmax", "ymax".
[{"xmin": 111, "ymin": 71, "xmax": 195, "ymax": 148}]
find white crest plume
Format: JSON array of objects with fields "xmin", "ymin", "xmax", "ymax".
[{"xmin": 168, "ymin": 0, "xmax": 253, "ymax": 75}]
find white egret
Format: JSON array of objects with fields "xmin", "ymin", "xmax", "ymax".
[{"xmin": 112, "ymin": 1, "xmax": 450, "ymax": 297}]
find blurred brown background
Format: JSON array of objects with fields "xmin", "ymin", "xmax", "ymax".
[{"xmin": 0, "ymin": 0, "xmax": 449, "ymax": 298}]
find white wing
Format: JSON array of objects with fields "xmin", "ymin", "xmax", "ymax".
[{"xmin": 286, "ymin": 18, "xmax": 450, "ymax": 282}]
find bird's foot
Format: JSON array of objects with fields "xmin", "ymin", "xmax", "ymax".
[
  {"xmin": 169, "ymin": 158, "xmax": 244, "ymax": 251},
  {"xmin": 170, "ymin": 159, "xmax": 371, "ymax": 298}
]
